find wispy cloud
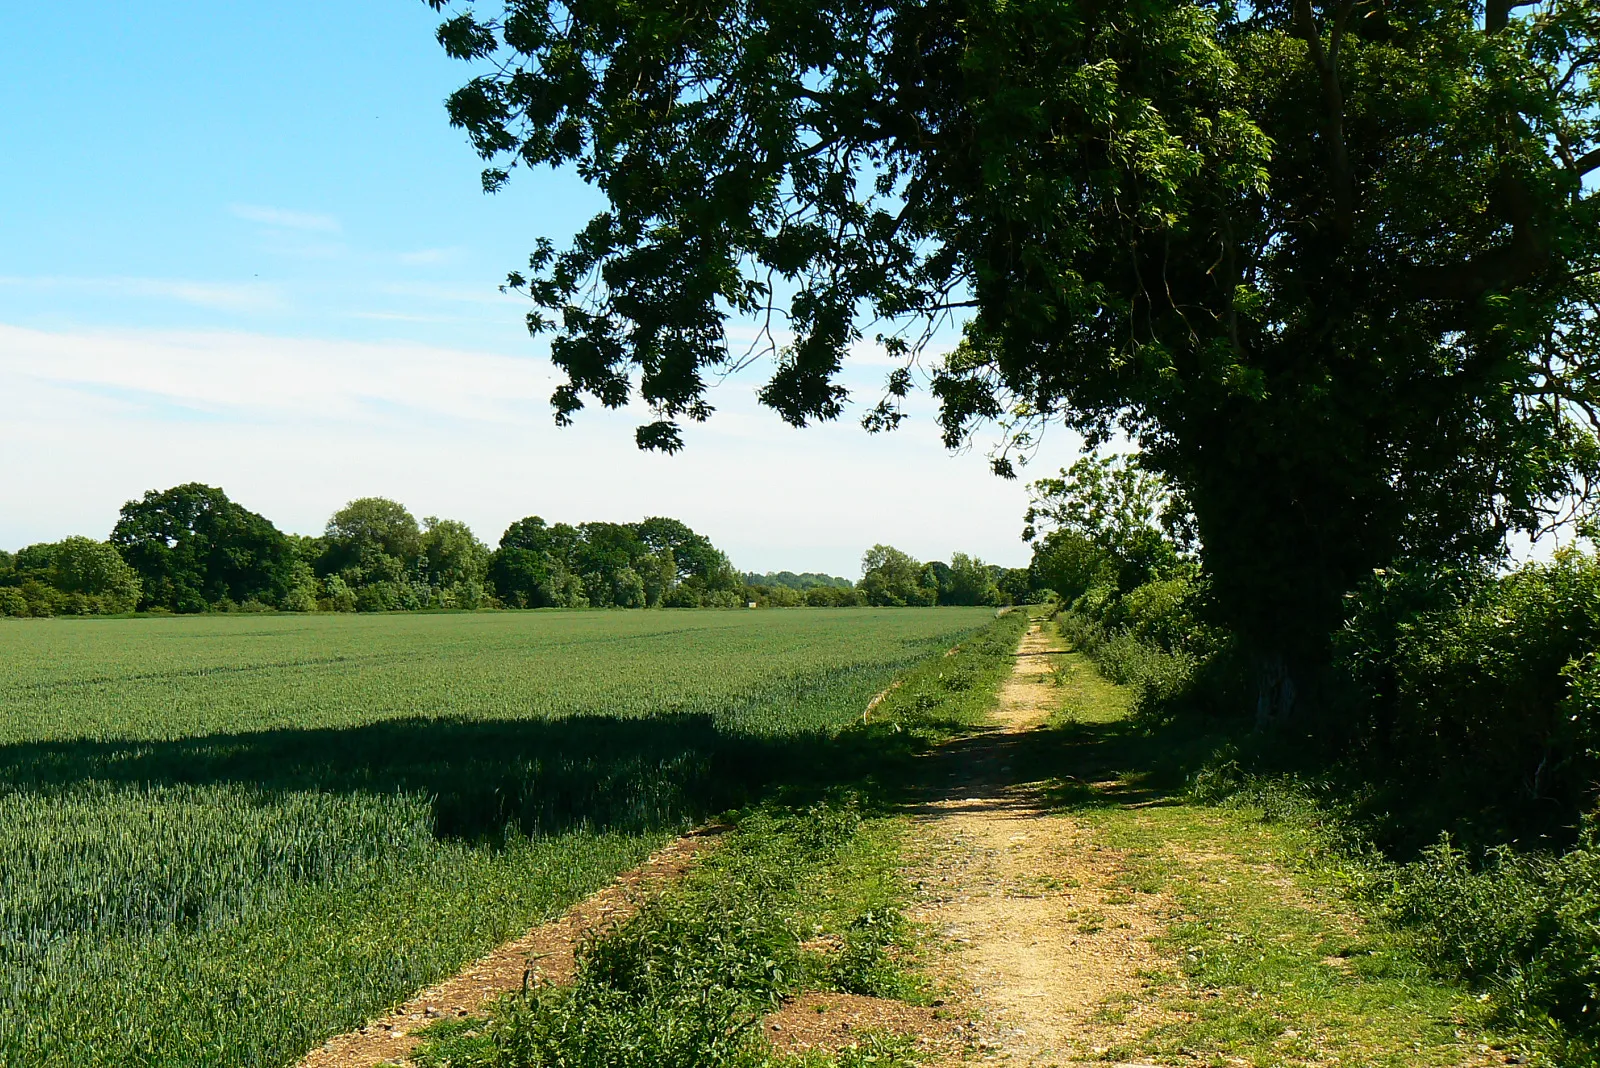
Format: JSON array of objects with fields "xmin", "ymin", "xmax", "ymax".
[
  {"xmin": 374, "ymin": 281, "xmax": 524, "ymax": 306},
  {"xmin": 349, "ymin": 310, "xmax": 465, "ymax": 324},
  {"xmin": 396, "ymin": 248, "xmax": 457, "ymax": 266},
  {"xmin": 0, "ymin": 275, "xmax": 284, "ymax": 313},
  {"xmin": 0, "ymin": 324, "xmax": 1037, "ymax": 573},
  {"xmin": 230, "ymin": 203, "xmax": 341, "ymax": 232},
  {"xmin": 0, "ymin": 323, "xmax": 552, "ymax": 426}
]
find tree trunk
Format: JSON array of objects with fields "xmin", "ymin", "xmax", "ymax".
[{"xmin": 1255, "ymin": 652, "xmax": 1299, "ymax": 731}]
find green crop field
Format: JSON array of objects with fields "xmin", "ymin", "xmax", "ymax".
[{"xmin": 0, "ymin": 607, "xmax": 994, "ymax": 1068}]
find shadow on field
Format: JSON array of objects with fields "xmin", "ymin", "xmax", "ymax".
[{"xmin": 0, "ymin": 714, "xmax": 931, "ymax": 842}]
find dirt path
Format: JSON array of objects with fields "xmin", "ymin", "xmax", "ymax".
[
  {"xmin": 297, "ymin": 827, "xmax": 722, "ymax": 1068},
  {"xmin": 905, "ymin": 620, "xmax": 1168, "ymax": 1067}
]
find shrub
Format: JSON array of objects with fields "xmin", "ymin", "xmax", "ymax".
[
  {"xmin": 1384, "ymin": 827, "xmax": 1600, "ymax": 1055},
  {"xmin": 355, "ymin": 582, "xmax": 398, "ymax": 613},
  {"xmin": 20, "ymin": 580, "xmax": 56, "ymax": 617},
  {"xmin": 280, "ymin": 583, "xmax": 318, "ymax": 613},
  {"xmin": 1056, "ymin": 571, "xmax": 1214, "ymax": 721},
  {"xmin": 1334, "ymin": 549, "xmax": 1600, "ymax": 847},
  {"xmin": 1093, "ymin": 632, "xmax": 1198, "ymax": 720},
  {"xmin": 759, "ymin": 585, "xmax": 804, "ymax": 608},
  {"xmin": 0, "ymin": 588, "xmax": 26, "ymax": 617},
  {"xmin": 319, "ymin": 575, "xmax": 357, "ymax": 613},
  {"xmin": 57, "ymin": 592, "xmax": 91, "ymax": 616}
]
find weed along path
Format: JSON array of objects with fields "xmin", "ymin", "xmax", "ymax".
[
  {"xmin": 904, "ymin": 618, "xmax": 1502, "ymax": 1068},
  {"xmin": 905, "ymin": 620, "xmax": 1168, "ymax": 1066},
  {"xmin": 297, "ymin": 828, "xmax": 722, "ymax": 1068}
]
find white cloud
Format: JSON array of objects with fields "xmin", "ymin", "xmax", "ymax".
[
  {"xmin": 0, "ymin": 323, "xmax": 549, "ymax": 426},
  {"xmin": 0, "ymin": 322, "xmax": 1047, "ymax": 574},
  {"xmin": 0, "ymin": 275, "xmax": 284, "ymax": 313},
  {"xmin": 230, "ymin": 203, "xmax": 341, "ymax": 232}
]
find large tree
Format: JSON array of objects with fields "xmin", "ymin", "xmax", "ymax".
[
  {"xmin": 321, "ymin": 498, "xmax": 424, "ymax": 583},
  {"xmin": 430, "ymin": 0, "xmax": 1600, "ymax": 718},
  {"xmin": 111, "ymin": 484, "xmax": 298, "ymax": 612},
  {"xmin": 860, "ymin": 544, "xmax": 937, "ymax": 605}
]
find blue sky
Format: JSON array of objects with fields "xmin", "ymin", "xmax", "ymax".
[{"xmin": 0, "ymin": 2, "xmax": 1051, "ymax": 575}]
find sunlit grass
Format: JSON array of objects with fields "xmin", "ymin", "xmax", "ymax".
[
  {"xmin": 1032, "ymin": 637, "xmax": 1495, "ymax": 1067},
  {"xmin": 0, "ymin": 608, "xmax": 997, "ymax": 1068}
]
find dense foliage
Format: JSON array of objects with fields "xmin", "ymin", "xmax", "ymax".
[
  {"xmin": 111, "ymin": 483, "xmax": 308, "ymax": 613},
  {"xmin": 856, "ymin": 545, "xmax": 1005, "ymax": 607},
  {"xmin": 741, "ymin": 570, "xmax": 852, "ymax": 590},
  {"xmin": 0, "ymin": 538, "xmax": 142, "ymax": 618},
  {"xmin": 489, "ymin": 513, "xmax": 742, "ymax": 608},
  {"xmin": 1332, "ymin": 552, "xmax": 1600, "ymax": 851},
  {"xmin": 0, "ymin": 607, "xmax": 1002, "ymax": 1067}
]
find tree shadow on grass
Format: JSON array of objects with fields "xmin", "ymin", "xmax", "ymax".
[
  {"xmin": 898, "ymin": 708, "xmax": 1243, "ymax": 817},
  {"xmin": 0, "ymin": 712, "xmax": 942, "ymax": 842}
]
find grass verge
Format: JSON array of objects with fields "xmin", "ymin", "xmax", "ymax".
[
  {"xmin": 412, "ymin": 798, "xmax": 930, "ymax": 1068},
  {"xmin": 1023, "ymin": 638, "xmax": 1500, "ymax": 1067}
]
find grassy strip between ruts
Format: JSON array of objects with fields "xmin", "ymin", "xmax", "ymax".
[
  {"xmin": 411, "ymin": 801, "xmax": 927, "ymax": 1068},
  {"xmin": 1033, "ymin": 639, "xmax": 1505, "ymax": 1067},
  {"xmin": 409, "ymin": 611, "xmax": 1029, "ymax": 1068}
]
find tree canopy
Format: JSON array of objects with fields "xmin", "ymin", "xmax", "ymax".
[
  {"xmin": 430, "ymin": 0, "xmax": 1600, "ymax": 711},
  {"xmin": 111, "ymin": 484, "xmax": 298, "ymax": 613},
  {"xmin": 1026, "ymin": 455, "xmax": 1190, "ymax": 597},
  {"xmin": 488, "ymin": 514, "xmax": 744, "ymax": 607},
  {"xmin": 939, "ymin": 552, "xmax": 1002, "ymax": 606},
  {"xmin": 859, "ymin": 544, "xmax": 937, "ymax": 606}
]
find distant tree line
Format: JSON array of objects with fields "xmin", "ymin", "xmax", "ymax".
[
  {"xmin": 742, "ymin": 571, "xmax": 853, "ymax": 591},
  {"xmin": 0, "ymin": 483, "xmax": 1035, "ymax": 616}
]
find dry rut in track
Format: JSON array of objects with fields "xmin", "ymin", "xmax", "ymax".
[
  {"xmin": 298, "ymin": 827, "xmax": 722, "ymax": 1068},
  {"xmin": 905, "ymin": 621, "xmax": 1167, "ymax": 1067}
]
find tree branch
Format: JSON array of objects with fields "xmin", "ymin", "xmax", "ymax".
[
  {"xmin": 1294, "ymin": 0, "xmax": 1355, "ymax": 237},
  {"xmin": 1486, "ymin": 0, "xmax": 1538, "ymax": 33},
  {"xmin": 1408, "ymin": 173, "xmax": 1552, "ymax": 300}
]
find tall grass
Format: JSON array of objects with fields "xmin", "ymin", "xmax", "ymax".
[{"xmin": 0, "ymin": 608, "xmax": 995, "ymax": 1067}]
